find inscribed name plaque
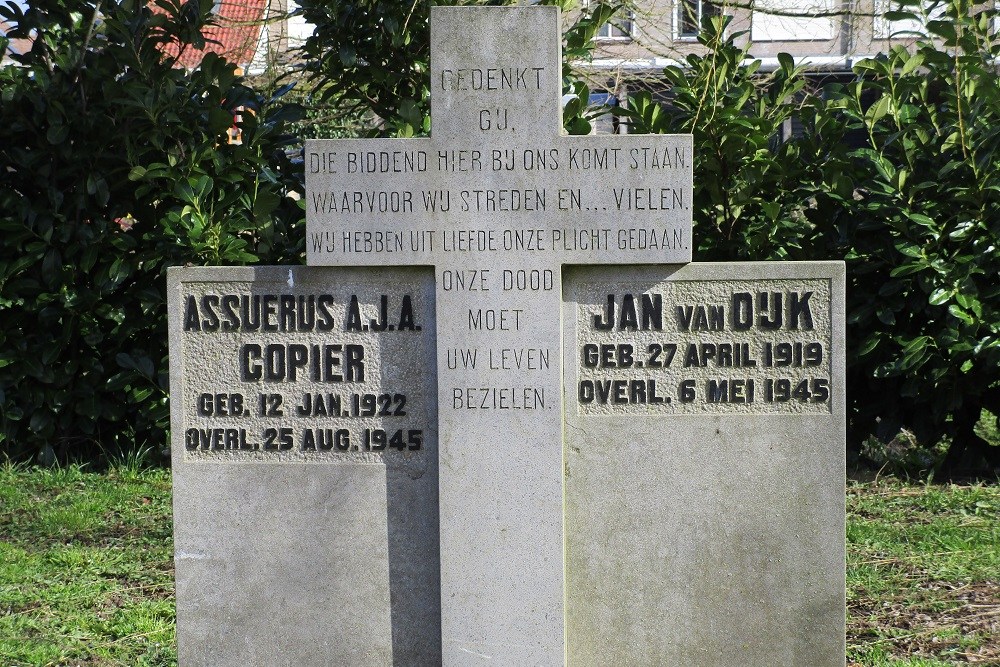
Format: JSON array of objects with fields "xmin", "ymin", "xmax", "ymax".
[
  {"xmin": 563, "ymin": 262, "xmax": 846, "ymax": 667},
  {"xmin": 168, "ymin": 266, "xmax": 439, "ymax": 665}
]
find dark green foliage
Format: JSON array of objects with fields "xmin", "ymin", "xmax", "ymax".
[
  {"xmin": 294, "ymin": 0, "xmax": 525, "ymax": 138},
  {"xmin": 560, "ymin": 1, "xmax": 630, "ymax": 136},
  {"xmin": 294, "ymin": 0, "xmax": 619, "ymax": 137},
  {"xmin": 817, "ymin": 0, "xmax": 1000, "ymax": 471},
  {"xmin": 621, "ymin": 7, "xmax": 999, "ymax": 473},
  {"xmin": 621, "ymin": 16, "xmax": 814, "ymax": 260},
  {"xmin": 0, "ymin": 0, "xmax": 304, "ymax": 464},
  {"xmin": 294, "ymin": 0, "xmax": 438, "ymax": 137}
]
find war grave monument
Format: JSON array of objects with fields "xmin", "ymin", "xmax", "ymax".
[{"xmin": 168, "ymin": 5, "xmax": 845, "ymax": 665}]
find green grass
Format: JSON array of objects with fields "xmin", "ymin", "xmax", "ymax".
[
  {"xmin": 847, "ymin": 481, "xmax": 1000, "ymax": 665},
  {"xmin": 0, "ymin": 463, "xmax": 175, "ymax": 666},
  {"xmin": 0, "ymin": 464, "xmax": 996, "ymax": 665}
]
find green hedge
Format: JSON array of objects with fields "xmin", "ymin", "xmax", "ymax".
[
  {"xmin": 0, "ymin": 0, "xmax": 305, "ymax": 464},
  {"xmin": 620, "ymin": 8, "xmax": 999, "ymax": 472}
]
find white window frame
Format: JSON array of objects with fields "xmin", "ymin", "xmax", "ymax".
[
  {"xmin": 675, "ymin": 0, "xmax": 721, "ymax": 40},
  {"xmin": 873, "ymin": 0, "xmax": 947, "ymax": 39},
  {"xmin": 750, "ymin": 0, "xmax": 838, "ymax": 42},
  {"xmin": 582, "ymin": 0, "xmax": 636, "ymax": 41}
]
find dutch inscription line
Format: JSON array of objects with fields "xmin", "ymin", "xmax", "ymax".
[{"xmin": 308, "ymin": 149, "xmax": 689, "ymax": 257}]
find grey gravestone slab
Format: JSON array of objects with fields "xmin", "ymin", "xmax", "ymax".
[
  {"xmin": 305, "ymin": 7, "xmax": 691, "ymax": 663},
  {"xmin": 562, "ymin": 262, "xmax": 846, "ymax": 666},
  {"xmin": 168, "ymin": 266, "xmax": 439, "ymax": 666}
]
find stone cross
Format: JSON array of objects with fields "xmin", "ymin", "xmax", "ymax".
[{"xmin": 306, "ymin": 6, "xmax": 692, "ymax": 663}]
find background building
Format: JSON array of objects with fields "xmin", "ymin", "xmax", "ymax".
[
  {"xmin": 568, "ymin": 0, "xmax": 947, "ymax": 133},
  {"xmin": 580, "ymin": 0, "xmax": 943, "ymax": 70}
]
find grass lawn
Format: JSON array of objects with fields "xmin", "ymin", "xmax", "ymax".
[
  {"xmin": 0, "ymin": 463, "xmax": 997, "ymax": 666},
  {"xmin": 847, "ymin": 480, "xmax": 1000, "ymax": 666},
  {"xmin": 0, "ymin": 464, "xmax": 174, "ymax": 666}
]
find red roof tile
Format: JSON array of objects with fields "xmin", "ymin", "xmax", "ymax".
[{"xmin": 155, "ymin": 0, "xmax": 267, "ymax": 69}]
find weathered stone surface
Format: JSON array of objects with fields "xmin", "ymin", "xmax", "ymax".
[
  {"xmin": 304, "ymin": 7, "xmax": 692, "ymax": 663},
  {"xmin": 168, "ymin": 266, "xmax": 439, "ymax": 666},
  {"xmin": 305, "ymin": 9, "xmax": 692, "ymax": 269},
  {"xmin": 562, "ymin": 262, "xmax": 846, "ymax": 666},
  {"xmin": 169, "ymin": 7, "xmax": 847, "ymax": 667}
]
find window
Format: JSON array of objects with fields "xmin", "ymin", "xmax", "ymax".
[
  {"xmin": 873, "ymin": 0, "xmax": 946, "ymax": 38},
  {"xmin": 677, "ymin": 0, "xmax": 720, "ymax": 38},
  {"xmin": 595, "ymin": 14, "xmax": 634, "ymax": 39},
  {"xmin": 583, "ymin": 0, "xmax": 635, "ymax": 40},
  {"xmin": 589, "ymin": 92, "xmax": 624, "ymax": 134},
  {"xmin": 751, "ymin": 0, "xmax": 836, "ymax": 41}
]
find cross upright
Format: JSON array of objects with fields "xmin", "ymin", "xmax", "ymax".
[{"xmin": 306, "ymin": 6, "xmax": 692, "ymax": 664}]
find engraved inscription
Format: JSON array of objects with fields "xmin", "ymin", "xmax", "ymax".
[
  {"xmin": 575, "ymin": 279, "xmax": 834, "ymax": 415},
  {"xmin": 177, "ymin": 277, "xmax": 435, "ymax": 462}
]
